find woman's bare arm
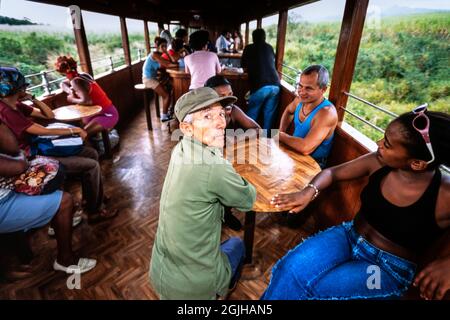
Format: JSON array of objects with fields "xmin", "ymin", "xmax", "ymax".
[
  {"xmin": 20, "ymin": 93, "xmax": 55, "ymax": 120},
  {"xmin": 67, "ymin": 78, "xmax": 92, "ymax": 105},
  {"xmin": 152, "ymin": 52, "xmax": 178, "ymax": 68},
  {"xmin": 60, "ymin": 79, "xmax": 72, "ymax": 94},
  {"xmin": 0, "ymin": 123, "xmax": 20, "ymax": 156},
  {"xmin": 231, "ymin": 105, "xmax": 260, "ymax": 130},
  {"xmin": 26, "ymin": 123, "xmax": 87, "ymax": 140},
  {"xmin": 0, "ymin": 123, "xmax": 27, "ymax": 176},
  {"xmin": 272, "ymin": 152, "xmax": 383, "ymax": 213}
]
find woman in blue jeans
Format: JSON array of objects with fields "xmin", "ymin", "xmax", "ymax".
[{"xmin": 263, "ymin": 108, "xmax": 450, "ymax": 300}]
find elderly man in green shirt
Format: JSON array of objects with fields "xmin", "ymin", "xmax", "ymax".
[{"xmin": 149, "ymin": 87, "xmax": 257, "ymax": 300}]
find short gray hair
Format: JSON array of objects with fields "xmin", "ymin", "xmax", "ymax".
[
  {"xmin": 301, "ymin": 65, "xmax": 329, "ymax": 89},
  {"xmin": 183, "ymin": 113, "xmax": 194, "ymax": 124}
]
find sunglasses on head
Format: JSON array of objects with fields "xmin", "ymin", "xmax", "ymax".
[{"xmin": 412, "ymin": 103, "xmax": 435, "ymax": 164}]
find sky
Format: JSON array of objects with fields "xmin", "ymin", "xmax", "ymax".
[{"xmin": 0, "ymin": 0, "xmax": 449, "ymax": 33}]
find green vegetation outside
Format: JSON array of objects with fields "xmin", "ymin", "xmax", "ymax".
[
  {"xmin": 0, "ymin": 12, "xmax": 448, "ymax": 141},
  {"xmin": 266, "ymin": 12, "xmax": 449, "ymax": 141}
]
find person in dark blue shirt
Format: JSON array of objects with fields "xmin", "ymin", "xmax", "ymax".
[{"xmin": 241, "ymin": 29, "xmax": 280, "ymax": 131}]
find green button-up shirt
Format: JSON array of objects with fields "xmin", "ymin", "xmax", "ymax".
[{"xmin": 149, "ymin": 137, "xmax": 256, "ymax": 299}]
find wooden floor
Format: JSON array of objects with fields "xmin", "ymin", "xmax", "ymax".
[{"xmin": 0, "ymin": 107, "xmax": 318, "ymax": 300}]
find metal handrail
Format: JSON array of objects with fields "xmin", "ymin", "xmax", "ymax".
[
  {"xmin": 24, "ymin": 49, "xmax": 144, "ymax": 96},
  {"xmin": 282, "ymin": 63, "xmax": 302, "ymax": 74},
  {"xmin": 340, "ymin": 107, "xmax": 385, "ymax": 133},
  {"xmin": 280, "ymin": 72, "xmax": 297, "ymax": 84},
  {"xmin": 344, "ymin": 91, "xmax": 398, "ymax": 118},
  {"xmin": 281, "ymin": 63, "xmax": 302, "ymax": 87},
  {"xmin": 24, "ymin": 70, "xmax": 54, "ymax": 79},
  {"xmin": 343, "ymin": 97, "xmax": 450, "ymax": 174}
]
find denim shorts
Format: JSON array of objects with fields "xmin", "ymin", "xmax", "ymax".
[{"xmin": 261, "ymin": 220, "xmax": 417, "ymax": 300}]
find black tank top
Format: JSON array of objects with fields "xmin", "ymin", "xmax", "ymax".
[{"xmin": 357, "ymin": 166, "xmax": 443, "ymax": 253}]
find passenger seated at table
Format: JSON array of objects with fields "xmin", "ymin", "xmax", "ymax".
[
  {"xmin": 216, "ymin": 30, "xmax": 233, "ymax": 53},
  {"xmin": 0, "ymin": 67, "xmax": 117, "ymax": 223},
  {"xmin": 0, "ymin": 67, "xmax": 87, "ymax": 152},
  {"xmin": 149, "ymin": 88, "xmax": 256, "ymax": 300},
  {"xmin": 162, "ymin": 38, "xmax": 188, "ymax": 69},
  {"xmin": 204, "ymin": 75, "xmax": 260, "ymax": 231},
  {"xmin": 0, "ymin": 121, "xmax": 96, "ymax": 274},
  {"xmin": 232, "ymin": 31, "xmax": 243, "ymax": 52},
  {"xmin": 55, "ymin": 56, "xmax": 119, "ymax": 137},
  {"xmin": 159, "ymin": 29, "xmax": 173, "ymax": 44},
  {"xmin": 174, "ymin": 28, "xmax": 192, "ymax": 54},
  {"xmin": 142, "ymin": 37, "xmax": 178, "ymax": 122},
  {"xmin": 185, "ymin": 30, "xmax": 221, "ymax": 90},
  {"xmin": 264, "ymin": 108, "xmax": 450, "ymax": 300},
  {"xmin": 278, "ymin": 65, "xmax": 338, "ymax": 169},
  {"xmin": 205, "ymin": 75, "xmax": 260, "ymax": 131}
]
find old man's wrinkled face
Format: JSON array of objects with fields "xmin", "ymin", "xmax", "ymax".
[{"xmin": 188, "ymin": 104, "xmax": 227, "ymax": 148}]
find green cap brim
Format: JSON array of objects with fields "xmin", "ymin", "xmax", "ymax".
[{"xmin": 181, "ymin": 95, "xmax": 237, "ymax": 121}]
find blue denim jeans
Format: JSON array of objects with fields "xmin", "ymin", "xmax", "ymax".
[
  {"xmin": 247, "ymin": 85, "xmax": 280, "ymax": 130},
  {"xmin": 221, "ymin": 237, "xmax": 245, "ymax": 287},
  {"xmin": 261, "ymin": 221, "xmax": 417, "ymax": 300}
]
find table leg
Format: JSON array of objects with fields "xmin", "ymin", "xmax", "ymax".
[
  {"xmin": 243, "ymin": 210, "xmax": 255, "ymax": 264},
  {"xmin": 143, "ymin": 90, "xmax": 152, "ymax": 131},
  {"xmin": 154, "ymin": 92, "xmax": 161, "ymax": 118}
]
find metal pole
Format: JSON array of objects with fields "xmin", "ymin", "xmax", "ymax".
[
  {"xmin": 109, "ymin": 56, "xmax": 115, "ymax": 72},
  {"xmin": 40, "ymin": 71, "xmax": 51, "ymax": 95}
]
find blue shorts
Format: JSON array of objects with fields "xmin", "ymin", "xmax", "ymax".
[{"xmin": 0, "ymin": 190, "xmax": 63, "ymax": 233}]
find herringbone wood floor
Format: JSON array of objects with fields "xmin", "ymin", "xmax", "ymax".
[{"xmin": 0, "ymin": 107, "xmax": 318, "ymax": 300}]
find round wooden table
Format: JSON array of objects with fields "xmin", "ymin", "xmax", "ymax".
[
  {"xmin": 52, "ymin": 104, "xmax": 112, "ymax": 158},
  {"xmin": 226, "ymin": 136, "xmax": 321, "ymax": 268},
  {"xmin": 53, "ymin": 104, "xmax": 102, "ymax": 121},
  {"xmin": 218, "ymin": 52, "xmax": 243, "ymax": 59}
]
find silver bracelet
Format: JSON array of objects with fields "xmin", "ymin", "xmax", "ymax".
[{"xmin": 306, "ymin": 183, "xmax": 320, "ymax": 200}]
